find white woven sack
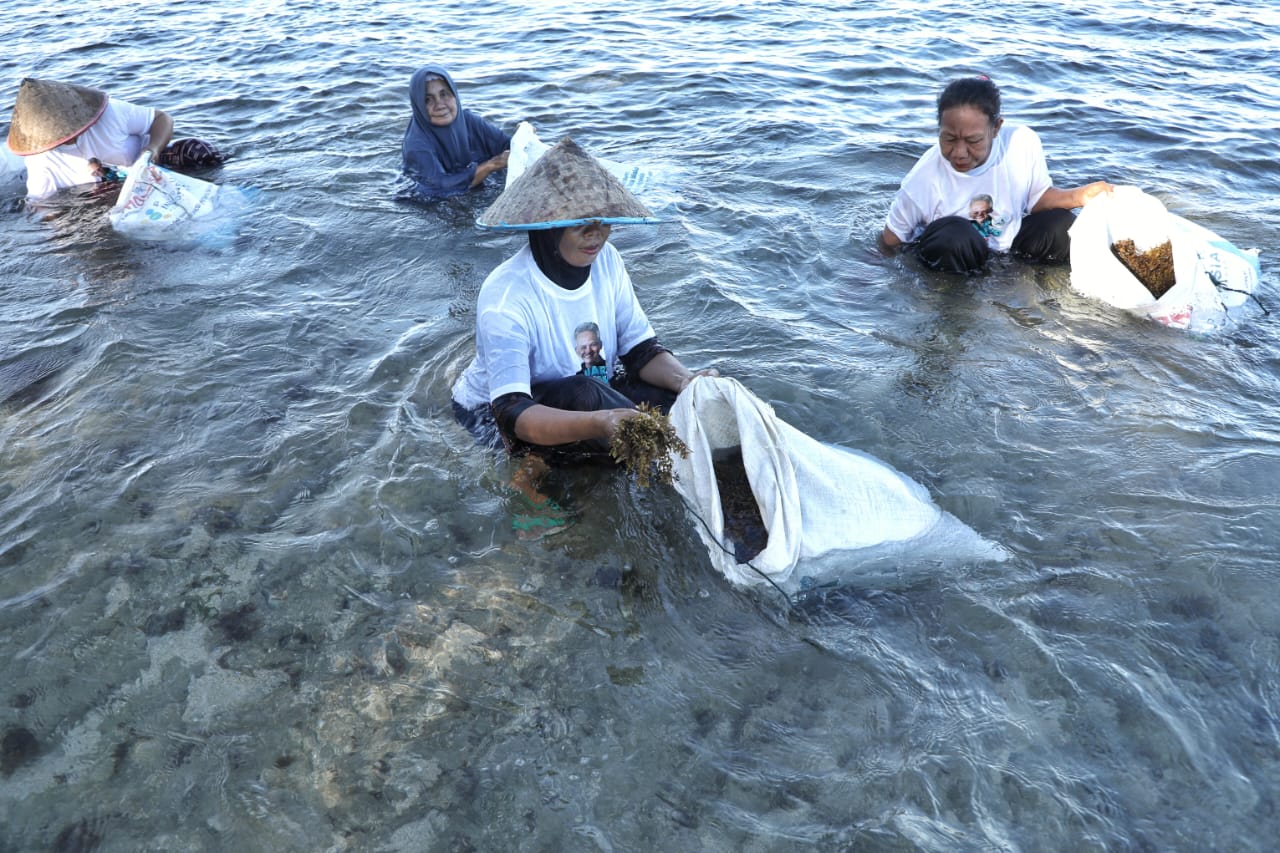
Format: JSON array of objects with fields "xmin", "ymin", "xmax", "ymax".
[
  {"xmin": 669, "ymin": 377, "xmax": 992, "ymax": 589},
  {"xmin": 1069, "ymin": 186, "xmax": 1260, "ymax": 331},
  {"xmin": 505, "ymin": 122, "xmax": 653, "ymax": 196},
  {"xmin": 108, "ymin": 152, "xmax": 220, "ymax": 239},
  {"xmin": 505, "ymin": 122, "xmax": 552, "ymax": 188}
]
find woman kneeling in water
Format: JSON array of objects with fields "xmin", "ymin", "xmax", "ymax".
[{"xmin": 451, "ymin": 137, "xmax": 716, "ymax": 536}]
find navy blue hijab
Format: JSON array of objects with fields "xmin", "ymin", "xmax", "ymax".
[{"xmin": 401, "ymin": 65, "xmax": 511, "ymax": 199}]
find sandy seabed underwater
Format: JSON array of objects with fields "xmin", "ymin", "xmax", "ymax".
[{"xmin": 3, "ymin": 1, "xmax": 1280, "ymax": 850}]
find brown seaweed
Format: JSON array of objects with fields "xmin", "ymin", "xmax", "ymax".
[
  {"xmin": 713, "ymin": 447, "xmax": 768, "ymax": 563},
  {"xmin": 609, "ymin": 404, "xmax": 690, "ymax": 488},
  {"xmin": 1112, "ymin": 238, "xmax": 1177, "ymax": 298}
]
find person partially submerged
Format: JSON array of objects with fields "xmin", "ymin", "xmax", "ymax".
[
  {"xmin": 6, "ymin": 77, "xmax": 223, "ymax": 200},
  {"xmin": 401, "ymin": 65, "xmax": 510, "ymax": 200},
  {"xmin": 878, "ymin": 75, "xmax": 1112, "ymax": 274},
  {"xmin": 451, "ymin": 137, "xmax": 717, "ymax": 536}
]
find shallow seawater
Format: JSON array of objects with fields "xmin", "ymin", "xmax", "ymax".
[{"xmin": 3, "ymin": 1, "xmax": 1280, "ymax": 850}]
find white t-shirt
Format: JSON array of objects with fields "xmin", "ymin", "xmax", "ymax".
[
  {"xmin": 22, "ymin": 97, "xmax": 156, "ymax": 198},
  {"xmin": 452, "ymin": 242, "xmax": 657, "ymax": 410},
  {"xmin": 885, "ymin": 124, "xmax": 1052, "ymax": 252}
]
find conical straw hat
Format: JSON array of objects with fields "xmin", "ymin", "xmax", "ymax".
[
  {"xmin": 7, "ymin": 78, "xmax": 108, "ymax": 155},
  {"xmin": 477, "ymin": 136, "xmax": 658, "ymax": 230}
]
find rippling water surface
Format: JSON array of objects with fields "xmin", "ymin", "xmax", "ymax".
[{"xmin": 3, "ymin": 1, "xmax": 1280, "ymax": 850}]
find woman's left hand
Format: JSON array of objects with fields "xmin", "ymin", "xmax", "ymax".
[
  {"xmin": 1079, "ymin": 181, "xmax": 1115, "ymax": 206},
  {"xmin": 472, "ymin": 150, "xmax": 511, "ymax": 186},
  {"xmin": 677, "ymin": 368, "xmax": 720, "ymax": 394}
]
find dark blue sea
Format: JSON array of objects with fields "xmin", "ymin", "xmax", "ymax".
[{"xmin": 3, "ymin": 1, "xmax": 1280, "ymax": 850}]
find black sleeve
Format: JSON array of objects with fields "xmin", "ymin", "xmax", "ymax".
[
  {"xmin": 618, "ymin": 336, "xmax": 671, "ymax": 377},
  {"xmin": 491, "ymin": 392, "xmax": 537, "ymax": 444}
]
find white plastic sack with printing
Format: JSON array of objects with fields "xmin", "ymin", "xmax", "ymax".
[
  {"xmin": 108, "ymin": 152, "xmax": 248, "ymax": 242},
  {"xmin": 1069, "ymin": 185, "xmax": 1261, "ymax": 332},
  {"xmin": 506, "ymin": 121, "xmax": 655, "ymax": 196},
  {"xmin": 668, "ymin": 377, "xmax": 1006, "ymax": 591}
]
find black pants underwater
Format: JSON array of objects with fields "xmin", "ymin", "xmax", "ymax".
[
  {"xmin": 453, "ymin": 374, "xmax": 677, "ymax": 463},
  {"xmin": 912, "ymin": 209, "xmax": 1076, "ymax": 274}
]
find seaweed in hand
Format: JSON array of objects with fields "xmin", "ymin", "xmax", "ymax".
[{"xmin": 609, "ymin": 404, "xmax": 690, "ymax": 488}]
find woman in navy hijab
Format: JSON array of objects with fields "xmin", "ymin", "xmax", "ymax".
[{"xmin": 401, "ymin": 65, "xmax": 511, "ymax": 200}]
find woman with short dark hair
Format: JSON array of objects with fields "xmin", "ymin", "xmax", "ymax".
[{"xmin": 879, "ymin": 76, "xmax": 1113, "ymax": 273}]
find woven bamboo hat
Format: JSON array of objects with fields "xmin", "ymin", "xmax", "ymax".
[
  {"xmin": 477, "ymin": 136, "xmax": 659, "ymax": 230},
  {"xmin": 7, "ymin": 78, "xmax": 108, "ymax": 155}
]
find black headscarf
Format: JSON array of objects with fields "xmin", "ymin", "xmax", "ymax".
[{"xmin": 528, "ymin": 227, "xmax": 590, "ymax": 290}]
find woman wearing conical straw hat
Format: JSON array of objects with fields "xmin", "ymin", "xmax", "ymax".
[
  {"xmin": 6, "ymin": 77, "xmax": 223, "ymax": 200},
  {"xmin": 452, "ymin": 137, "xmax": 718, "ymax": 537}
]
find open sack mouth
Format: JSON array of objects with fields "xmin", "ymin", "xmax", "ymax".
[{"xmin": 667, "ymin": 376, "xmax": 1005, "ymax": 593}]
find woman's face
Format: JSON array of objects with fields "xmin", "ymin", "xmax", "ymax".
[
  {"xmin": 424, "ymin": 78, "xmax": 457, "ymax": 127},
  {"xmin": 558, "ymin": 222, "xmax": 611, "ymax": 267},
  {"xmin": 938, "ymin": 105, "xmax": 1001, "ymax": 173}
]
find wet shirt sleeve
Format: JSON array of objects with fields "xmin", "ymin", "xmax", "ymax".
[
  {"xmin": 1013, "ymin": 127, "xmax": 1053, "ymax": 212},
  {"xmin": 76, "ymin": 99, "xmax": 156, "ymax": 168},
  {"xmin": 466, "ymin": 112, "xmax": 512, "ymax": 161},
  {"xmin": 23, "ymin": 152, "xmax": 60, "ymax": 198},
  {"xmin": 491, "ymin": 391, "xmax": 536, "ymax": 441},
  {"xmin": 886, "ymin": 151, "xmax": 935, "ymax": 243},
  {"xmin": 606, "ymin": 253, "xmax": 658, "ymax": 359},
  {"xmin": 477, "ymin": 302, "xmax": 536, "ymax": 402},
  {"xmin": 619, "ymin": 336, "xmax": 670, "ymax": 375},
  {"xmin": 110, "ymin": 98, "xmax": 156, "ymax": 138}
]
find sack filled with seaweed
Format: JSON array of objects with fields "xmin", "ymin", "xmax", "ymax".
[
  {"xmin": 1069, "ymin": 185, "xmax": 1261, "ymax": 332},
  {"xmin": 667, "ymin": 376, "xmax": 1005, "ymax": 591}
]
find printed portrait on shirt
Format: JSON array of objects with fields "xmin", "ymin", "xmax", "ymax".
[
  {"xmin": 968, "ymin": 193, "xmax": 1003, "ymax": 240},
  {"xmin": 573, "ymin": 321, "xmax": 608, "ymax": 384}
]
